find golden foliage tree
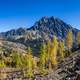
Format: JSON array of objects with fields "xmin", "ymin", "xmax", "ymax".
[
  {"xmin": 11, "ymin": 51, "xmax": 23, "ymax": 68},
  {"xmin": 66, "ymin": 30, "xmax": 73, "ymax": 54},
  {"xmin": 77, "ymin": 32, "xmax": 80, "ymax": 47},
  {"xmin": 50, "ymin": 36, "xmax": 58, "ymax": 66},
  {"xmin": 46, "ymin": 39, "xmax": 51, "ymax": 62},
  {"xmin": 39, "ymin": 42, "xmax": 47, "ymax": 74},
  {"xmin": 59, "ymin": 40, "xmax": 65, "ymax": 60},
  {"xmin": 25, "ymin": 47, "xmax": 33, "ymax": 78},
  {"xmin": 46, "ymin": 39, "xmax": 52, "ymax": 70}
]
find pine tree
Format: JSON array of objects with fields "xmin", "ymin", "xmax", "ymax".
[
  {"xmin": 46, "ymin": 39, "xmax": 51, "ymax": 62},
  {"xmin": 11, "ymin": 51, "xmax": 23, "ymax": 68},
  {"xmin": 59, "ymin": 40, "xmax": 65, "ymax": 60},
  {"xmin": 50, "ymin": 36, "xmax": 58, "ymax": 66},
  {"xmin": 39, "ymin": 42, "xmax": 47, "ymax": 74},
  {"xmin": 25, "ymin": 47, "xmax": 33, "ymax": 78},
  {"xmin": 16, "ymin": 54, "xmax": 23, "ymax": 68},
  {"xmin": 77, "ymin": 32, "xmax": 80, "ymax": 48},
  {"xmin": 46, "ymin": 39, "xmax": 52, "ymax": 70},
  {"xmin": 66, "ymin": 30, "xmax": 73, "ymax": 55}
]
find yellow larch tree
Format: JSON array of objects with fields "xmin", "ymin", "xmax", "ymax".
[
  {"xmin": 26, "ymin": 47, "xmax": 34, "ymax": 78},
  {"xmin": 50, "ymin": 36, "xmax": 58, "ymax": 66},
  {"xmin": 39, "ymin": 42, "xmax": 47, "ymax": 74},
  {"xmin": 66, "ymin": 30, "xmax": 73, "ymax": 54},
  {"xmin": 59, "ymin": 40, "xmax": 65, "ymax": 60},
  {"xmin": 46, "ymin": 39, "xmax": 52, "ymax": 70},
  {"xmin": 11, "ymin": 51, "xmax": 23, "ymax": 68},
  {"xmin": 77, "ymin": 32, "xmax": 80, "ymax": 47},
  {"xmin": 46, "ymin": 39, "xmax": 51, "ymax": 62}
]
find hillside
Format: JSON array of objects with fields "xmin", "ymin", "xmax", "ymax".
[{"xmin": 0, "ymin": 49, "xmax": 80, "ymax": 80}]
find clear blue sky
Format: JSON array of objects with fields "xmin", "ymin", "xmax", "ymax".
[{"xmin": 0, "ymin": 0, "xmax": 80, "ymax": 32}]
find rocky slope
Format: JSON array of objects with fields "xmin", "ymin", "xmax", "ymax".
[
  {"xmin": 0, "ymin": 39, "xmax": 27, "ymax": 56},
  {"xmin": 0, "ymin": 50, "xmax": 80, "ymax": 80}
]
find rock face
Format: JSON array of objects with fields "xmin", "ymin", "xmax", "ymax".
[
  {"xmin": 29, "ymin": 16, "xmax": 79, "ymax": 39},
  {"xmin": 0, "ymin": 16, "xmax": 79, "ymax": 54}
]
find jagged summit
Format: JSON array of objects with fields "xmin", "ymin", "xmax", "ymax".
[{"xmin": 29, "ymin": 16, "xmax": 79, "ymax": 38}]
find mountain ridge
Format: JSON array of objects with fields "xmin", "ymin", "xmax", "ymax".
[
  {"xmin": 0, "ymin": 17, "xmax": 79, "ymax": 45},
  {"xmin": 0, "ymin": 16, "xmax": 79, "ymax": 40}
]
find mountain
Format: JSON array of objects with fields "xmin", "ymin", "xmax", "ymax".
[
  {"xmin": 29, "ymin": 16, "xmax": 79, "ymax": 39},
  {"xmin": 0, "ymin": 16, "xmax": 79, "ymax": 40},
  {"xmin": 0, "ymin": 16, "xmax": 79, "ymax": 54}
]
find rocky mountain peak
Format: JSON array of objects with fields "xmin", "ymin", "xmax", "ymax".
[
  {"xmin": 28, "ymin": 16, "xmax": 78, "ymax": 39},
  {"xmin": 0, "ymin": 16, "xmax": 79, "ymax": 41}
]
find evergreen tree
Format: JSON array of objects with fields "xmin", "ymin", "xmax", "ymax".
[
  {"xmin": 46, "ymin": 39, "xmax": 51, "ymax": 62},
  {"xmin": 77, "ymin": 32, "xmax": 80, "ymax": 48},
  {"xmin": 66, "ymin": 30, "xmax": 73, "ymax": 55},
  {"xmin": 11, "ymin": 51, "xmax": 23, "ymax": 68},
  {"xmin": 39, "ymin": 42, "xmax": 47, "ymax": 74},
  {"xmin": 50, "ymin": 36, "xmax": 58, "ymax": 66},
  {"xmin": 25, "ymin": 47, "xmax": 33, "ymax": 78},
  {"xmin": 59, "ymin": 40, "xmax": 65, "ymax": 60},
  {"xmin": 46, "ymin": 39, "xmax": 52, "ymax": 70}
]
